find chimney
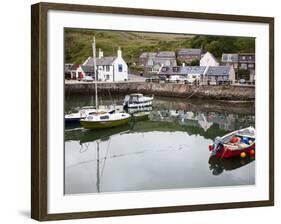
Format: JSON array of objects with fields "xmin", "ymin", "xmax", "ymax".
[
  {"xmin": 117, "ymin": 46, "xmax": 122, "ymax": 58},
  {"xmin": 98, "ymin": 48, "xmax": 103, "ymax": 59}
]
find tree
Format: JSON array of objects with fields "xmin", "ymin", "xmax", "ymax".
[
  {"xmin": 190, "ymin": 59, "xmax": 200, "ymax": 66},
  {"xmin": 205, "ymin": 41, "xmax": 222, "ymax": 58}
]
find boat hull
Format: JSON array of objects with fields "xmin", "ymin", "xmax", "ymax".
[
  {"xmin": 210, "ymin": 143, "xmax": 255, "ymax": 159},
  {"xmin": 65, "ymin": 117, "xmax": 86, "ymax": 124},
  {"xmin": 124, "ymin": 100, "xmax": 153, "ymax": 108},
  {"xmin": 80, "ymin": 117, "xmax": 130, "ymax": 130}
]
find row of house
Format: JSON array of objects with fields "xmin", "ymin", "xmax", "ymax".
[
  {"xmin": 158, "ymin": 65, "xmax": 236, "ymax": 83},
  {"xmin": 139, "ymin": 48, "xmax": 255, "ymax": 81},
  {"xmin": 221, "ymin": 53, "xmax": 255, "ymax": 81},
  {"xmin": 65, "ymin": 48, "xmax": 128, "ymax": 82}
]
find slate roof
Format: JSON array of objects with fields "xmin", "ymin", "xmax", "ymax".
[
  {"xmin": 147, "ymin": 58, "xmax": 177, "ymax": 67},
  {"xmin": 70, "ymin": 64, "xmax": 80, "ymax": 71},
  {"xmin": 80, "ymin": 65, "xmax": 95, "ymax": 73},
  {"xmin": 156, "ymin": 51, "xmax": 176, "ymax": 58},
  {"xmin": 158, "ymin": 66, "xmax": 206, "ymax": 75},
  {"xmin": 221, "ymin": 53, "xmax": 239, "ymax": 63},
  {"xmin": 84, "ymin": 57, "xmax": 117, "ymax": 66},
  {"xmin": 139, "ymin": 52, "xmax": 157, "ymax": 58},
  {"xmin": 238, "ymin": 53, "xmax": 255, "ymax": 63},
  {"xmin": 206, "ymin": 66, "xmax": 231, "ymax": 76},
  {"xmin": 177, "ymin": 48, "xmax": 202, "ymax": 56}
]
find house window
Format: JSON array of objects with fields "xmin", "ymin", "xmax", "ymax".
[
  {"xmin": 173, "ymin": 67, "xmax": 179, "ymax": 72},
  {"xmin": 106, "ymin": 65, "xmax": 110, "ymax": 71},
  {"xmin": 118, "ymin": 64, "xmax": 123, "ymax": 72},
  {"xmin": 106, "ymin": 75, "xmax": 110, "ymax": 80},
  {"xmin": 240, "ymin": 63, "xmax": 247, "ymax": 69}
]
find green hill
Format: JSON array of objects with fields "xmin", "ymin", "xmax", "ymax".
[
  {"xmin": 64, "ymin": 28, "xmax": 255, "ymax": 67},
  {"xmin": 64, "ymin": 28, "xmax": 193, "ymax": 65}
]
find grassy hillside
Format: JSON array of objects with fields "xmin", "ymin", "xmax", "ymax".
[
  {"xmin": 64, "ymin": 28, "xmax": 193, "ymax": 65},
  {"xmin": 64, "ymin": 28, "xmax": 255, "ymax": 66}
]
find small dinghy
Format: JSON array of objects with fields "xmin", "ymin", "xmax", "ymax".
[{"xmin": 209, "ymin": 126, "xmax": 255, "ymax": 159}]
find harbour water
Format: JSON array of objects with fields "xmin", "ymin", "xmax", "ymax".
[{"xmin": 64, "ymin": 94, "xmax": 255, "ymax": 194}]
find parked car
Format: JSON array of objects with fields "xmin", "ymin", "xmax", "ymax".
[
  {"xmin": 218, "ymin": 80, "xmax": 231, "ymax": 85},
  {"xmin": 239, "ymin": 79, "xmax": 246, "ymax": 84},
  {"xmin": 167, "ymin": 75, "xmax": 191, "ymax": 84},
  {"xmin": 146, "ymin": 76, "xmax": 160, "ymax": 83},
  {"xmin": 82, "ymin": 76, "xmax": 94, "ymax": 82}
]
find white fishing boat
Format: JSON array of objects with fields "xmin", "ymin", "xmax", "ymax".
[
  {"xmin": 123, "ymin": 93, "xmax": 153, "ymax": 108},
  {"xmin": 65, "ymin": 106, "xmax": 97, "ymax": 124},
  {"xmin": 80, "ymin": 36, "xmax": 131, "ymax": 130}
]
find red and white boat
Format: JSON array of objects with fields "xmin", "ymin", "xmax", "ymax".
[{"xmin": 209, "ymin": 126, "xmax": 255, "ymax": 159}]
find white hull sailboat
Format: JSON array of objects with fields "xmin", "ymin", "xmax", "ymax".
[{"xmin": 80, "ymin": 37, "xmax": 131, "ymax": 130}]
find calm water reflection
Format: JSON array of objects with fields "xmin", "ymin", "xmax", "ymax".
[{"xmin": 64, "ymin": 95, "xmax": 255, "ymax": 194}]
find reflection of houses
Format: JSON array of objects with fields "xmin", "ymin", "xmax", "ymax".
[
  {"xmin": 139, "ymin": 51, "xmax": 177, "ymax": 74},
  {"xmin": 221, "ymin": 53, "xmax": 255, "ymax": 81},
  {"xmin": 207, "ymin": 113, "xmax": 236, "ymax": 131},
  {"xmin": 197, "ymin": 113, "xmax": 213, "ymax": 132},
  {"xmin": 83, "ymin": 48, "xmax": 128, "ymax": 82},
  {"xmin": 177, "ymin": 48, "xmax": 202, "ymax": 64},
  {"xmin": 150, "ymin": 108, "xmax": 254, "ymax": 133},
  {"xmin": 150, "ymin": 110, "xmax": 213, "ymax": 132},
  {"xmin": 200, "ymin": 52, "xmax": 219, "ymax": 67}
]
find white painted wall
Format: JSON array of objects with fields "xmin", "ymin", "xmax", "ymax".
[
  {"xmin": 97, "ymin": 65, "xmax": 114, "ymax": 81},
  {"xmin": 200, "ymin": 52, "xmax": 219, "ymax": 66},
  {"xmin": 228, "ymin": 65, "xmax": 236, "ymax": 82},
  {"xmin": 113, "ymin": 57, "xmax": 128, "ymax": 81},
  {"xmin": 0, "ymin": 1, "xmax": 280, "ymax": 224}
]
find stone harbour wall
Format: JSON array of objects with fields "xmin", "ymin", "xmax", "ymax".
[{"xmin": 65, "ymin": 82, "xmax": 255, "ymax": 100}]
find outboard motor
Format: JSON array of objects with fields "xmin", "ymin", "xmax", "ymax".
[{"xmin": 211, "ymin": 137, "xmax": 223, "ymax": 156}]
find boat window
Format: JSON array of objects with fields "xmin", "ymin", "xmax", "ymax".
[{"xmin": 100, "ymin": 115, "xmax": 109, "ymax": 120}]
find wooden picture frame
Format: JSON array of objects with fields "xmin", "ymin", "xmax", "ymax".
[{"xmin": 31, "ymin": 2, "xmax": 274, "ymax": 221}]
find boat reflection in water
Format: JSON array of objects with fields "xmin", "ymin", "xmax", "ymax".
[
  {"xmin": 65, "ymin": 96, "xmax": 255, "ymax": 194},
  {"xmin": 208, "ymin": 155, "xmax": 255, "ymax": 176}
]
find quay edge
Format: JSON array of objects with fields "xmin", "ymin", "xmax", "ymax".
[{"xmin": 65, "ymin": 82, "xmax": 255, "ymax": 101}]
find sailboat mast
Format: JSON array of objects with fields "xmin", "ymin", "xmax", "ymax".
[
  {"xmin": 92, "ymin": 36, "xmax": 98, "ymax": 110},
  {"xmin": 96, "ymin": 141, "xmax": 100, "ymax": 193}
]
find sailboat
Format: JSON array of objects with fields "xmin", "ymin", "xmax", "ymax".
[{"xmin": 80, "ymin": 37, "xmax": 131, "ymax": 130}]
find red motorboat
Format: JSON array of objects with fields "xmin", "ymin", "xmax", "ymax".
[{"xmin": 209, "ymin": 127, "xmax": 255, "ymax": 159}]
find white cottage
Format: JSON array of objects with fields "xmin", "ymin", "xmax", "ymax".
[
  {"xmin": 83, "ymin": 48, "xmax": 128, "ymax": 82},
  {"xmin": 200, "ymin": 52, "xmax": 219, "ymax": 67}
]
